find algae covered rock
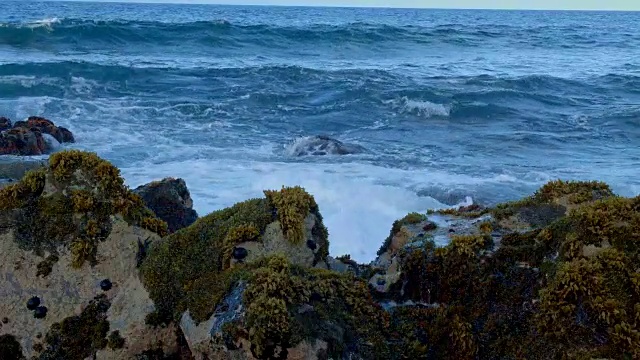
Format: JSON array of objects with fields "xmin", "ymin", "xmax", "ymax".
[
  {"xmin": 368, "ymin": 180, "xmax": 640, "ymax": 360},
  {"xmin": 133, "ymin": 177, "xmax": 198, "ymax": 234},
  {"xmin": 140, "ymin": 185, "xmax": 329, "ymax": 326},
  {"xmin": 0, "ymin": 150, "xmax": 174, "ymax": 359}
]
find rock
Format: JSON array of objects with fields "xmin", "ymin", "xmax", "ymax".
[
  {"xmin": 0, "ymin": 117, "xmax": 11, "ymax": 131},
  {"xmin": 306, "ymin": 239, "xmax": 317, "ymax": 250},
  {"xmin": 180, "ymin": 282, "xmax": 247, "ymax": 359},
  {"xmin": 231, "ymin": 213, "xmax": 323, "ymax": 268},
  {"xmin": 0, "ymin": 126, "xmax": 45, "ymax": 155},
  {"xmin": 58, "ymin": 127, "xmax": 75, "ymax": 143},
  {"xmin": 326, "ymin": 256, "xmax": 358, "ymax": 274},
  {"xmin": 133, "ymin": 177, "xmax": 198, "ymax": 234},
  {"xmin": 26, "ymin": 116, "xmax": 72, "ymax": 144},
  {"xmin": 95, "ymin": 274, "xmax": 180, "ymax": 360},
  {"xmin": 0, "ymin": 116, "xmax": 74, "ymax": 156},
  {"xmin": 423, "ymin": 221, "xmax": 437, "ymax": 231},
  {"xmin": 0, "ymin": 150, "xmax": 171, "ymax": 359},
  {"xmin": 287, "ymin": 135, "xmax": 367, "ymax": 156}
]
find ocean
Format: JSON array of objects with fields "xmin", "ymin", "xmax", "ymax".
[{"xmin": 1, "ymin": 1, "xmax": 639, "ymax": 261}]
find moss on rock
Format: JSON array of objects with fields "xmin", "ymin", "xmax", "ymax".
[
  {"xmin": 38, "ymin": 294, "xmax": 111, "ymax": 360},
  {"xmin": 374, "ymin": 179, "xmax": 639, "ymax": 359},
  {"xmin": 237, "ymin": 255, "xmax": 390, "ymax": 359},
  {"xmin": 0, "ymin": 334, "xmax": 25, "ymax": 360},
  {"xmin": 140, "ymin": 186, "xmax": 329, "ymax": 326},
  {"xmin": 377, "ymin": 212, "xmax": 427, "ymax": 256},
  {"xmin": 0, "ymin": 150, "xmax": 167, "ymax": 269},
  {"xmin": 264, "ymin": 186, "xmax": 316, "ymax": 245}
]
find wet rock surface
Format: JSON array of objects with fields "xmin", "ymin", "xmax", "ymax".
[
  {"xmin": 133, "ymin": 177, "xmax": 198, "ymax": 234},
  {"xmin": 288, "ymin": 135, "xmax": 368, "ymax": 156},
  {"xmin": 0, "ymin": 116, "xmax": 74, "ymax": 156}
]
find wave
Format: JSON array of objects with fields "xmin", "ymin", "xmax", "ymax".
[{"xmin": 0, "ymin": 18, "xmax": 627, "ymax": 49}]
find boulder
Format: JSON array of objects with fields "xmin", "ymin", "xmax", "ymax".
[
  {"xmin": 0, "ymin": 126, "xmax": 46, "ymax": 155},
  {"xmin": 0, "ymin": 116, "xmax": 75, "ymax": 156},
  {"xmin": 287, "ymin": 135, "xmax": 367, "ymax": 156},
  {"xmin": 133, "ymin": 177, "xmax": 198, "ymax": 234},
  {"xmin": 0, "ymin": 150, "xmax": 172, "ymax": 359}
]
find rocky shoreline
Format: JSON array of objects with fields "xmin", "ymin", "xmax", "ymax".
[{"xmin": 0, "ymin": 119, "xmax": 639, "ymax": 359}]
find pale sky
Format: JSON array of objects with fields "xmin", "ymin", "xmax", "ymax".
[{"xmin": 69, "ymin": 0, "xmax": 640, "ymax": 11}]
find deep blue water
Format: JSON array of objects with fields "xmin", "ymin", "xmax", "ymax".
[{"xmin": 1, "ymin": 1, "xmax": 639, "ymax": 260}]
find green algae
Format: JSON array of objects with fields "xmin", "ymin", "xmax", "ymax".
[
  {"xmin": 0, "ymin": 334, "xmax": 25, "ymax": 360},
  {"xmin": 376, "ymin": 212, "xmax": 426, "ymax": 256},
  {"xmin": 371, "ymin": 179, "xmax": 639, "ymax": 359},
  {"xmin": 107, "ymin": 330, "xmax": 125, "ymax": 350},
  {"xmin": 140, "ymin": 197, "xmax": 273, "ymax": 325},
  {"xmin": 237, "ymin": 255, "xmax": 390, "ymax": 359},
  {"xmin": 140, "ymin": 186, "xmax": 329, "ymax": 326},
  {"xmin": 38, "ymin": 294, "xmax": 111, "ymax": 360},
  {"xmin": 0, "ymin": 150, "xmax": 168, "ymax": 270}
]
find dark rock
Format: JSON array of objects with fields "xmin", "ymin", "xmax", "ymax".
[
  {"xmin": 306, "ymin": 239, "xmax": 317, "ymax": 251},
  {"xmin": 417, "ymin": 233, "xmax": 424, "ymax": 238},
  {"xmin": 423, "ymin": 221, "xmax": 437, "ymax": 231},
  {"xmin": 100, "ymin": 279, "xmax": 113, "ymax": 291},
  {"xmin": 232, "ymin": 247, "xmax": 248, "ymax": 261},
  {"xmin": 0, "ymin": 117, "xmax": 11, "ymax": 131},
  {"xmin": 133, "ymin": 178, "xmax": 198, "ymax": 234},
  {"xmin": 1, "ymin": 317, "xmax": 8, "ymax": 324},
  {"xmin": 376, "ymin": 278, "xmax": 386, "ymax": 286},
  {"xmin": 26, "ymin": 116, "xmax": 67, "ymax": 144},
  {"xmin": 0, "ymin": 126, "xmax": 45, "ymax": 155},
  {"xmin": 58, "ymin": 126, "xmax": 75, "ymax": 143},
  {"xmin": 288, "ymin": 135, "xmax": 367, "ymax": 156},
  {"xmin": 448, "ymin": 228, "xmax": 455, "ymax": 233},
  {"xmin": 27, "ymin": 296, "xmax": 41, "ymax": 310},
  {"xmin": 33, "ymin": 306, "xmax": 47, "ymax": 319},
  {"xmin": 0, "ymin": 116, "xmax": 74, "ymax": 156}
]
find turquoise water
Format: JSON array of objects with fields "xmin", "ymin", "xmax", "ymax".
[{"xmin": 1, "ymin": 2, "xmax": 639, "ymax": 261}]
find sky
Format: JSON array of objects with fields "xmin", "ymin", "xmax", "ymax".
[{"xmin": 72, "ymin": 0, "xmax": 640, "ymax": 11}]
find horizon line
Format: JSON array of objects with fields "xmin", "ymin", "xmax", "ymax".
[{"xmin": 37, "ymin": 0, "xmax": 640, "ymax": 12}]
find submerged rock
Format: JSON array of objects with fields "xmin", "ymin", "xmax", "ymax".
[
  {"xmin": 287, "ymin": 135, "xmax": 367, "ymax": 156},
  {"xmin": 133, "ymin": 177, "xmax": 198, "ymax": 234}
]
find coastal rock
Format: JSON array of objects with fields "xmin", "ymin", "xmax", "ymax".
[
  {"xmin": 0, "ymin": 150, "xmax": 171, "ymax": 359},
  {"xmin": 0, "ymin": 116, "xmax": 75, "ymax": 156},
  {"xmin": 230, "ymin": 213, "xmax": 323, "ymax": 269},
  {"xmin": 287, "ymin": 135, "xmax": 367, "ymax": 156},
  {"xmin": 133, "ymin": 177, "xmax": 199, "ymax": 234},
  {"xmin": 0, "ymin": 117, "xmax": 11, "ymax": 131},
  {"xmin": 0, "ymin": 126, "xmax": 46, "ymax": 155}
]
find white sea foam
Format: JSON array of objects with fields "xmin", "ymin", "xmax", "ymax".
[
  {"xmin": 386, "ymin": 97, "xmax": 451, "ymax": 118},
  {"xmin": 25, "ymin": 17, "xmax": 61, "ymax": 30},
  {"xmin": 115, "ymin": 156, "xmax": 522, "ymax": 263}
]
